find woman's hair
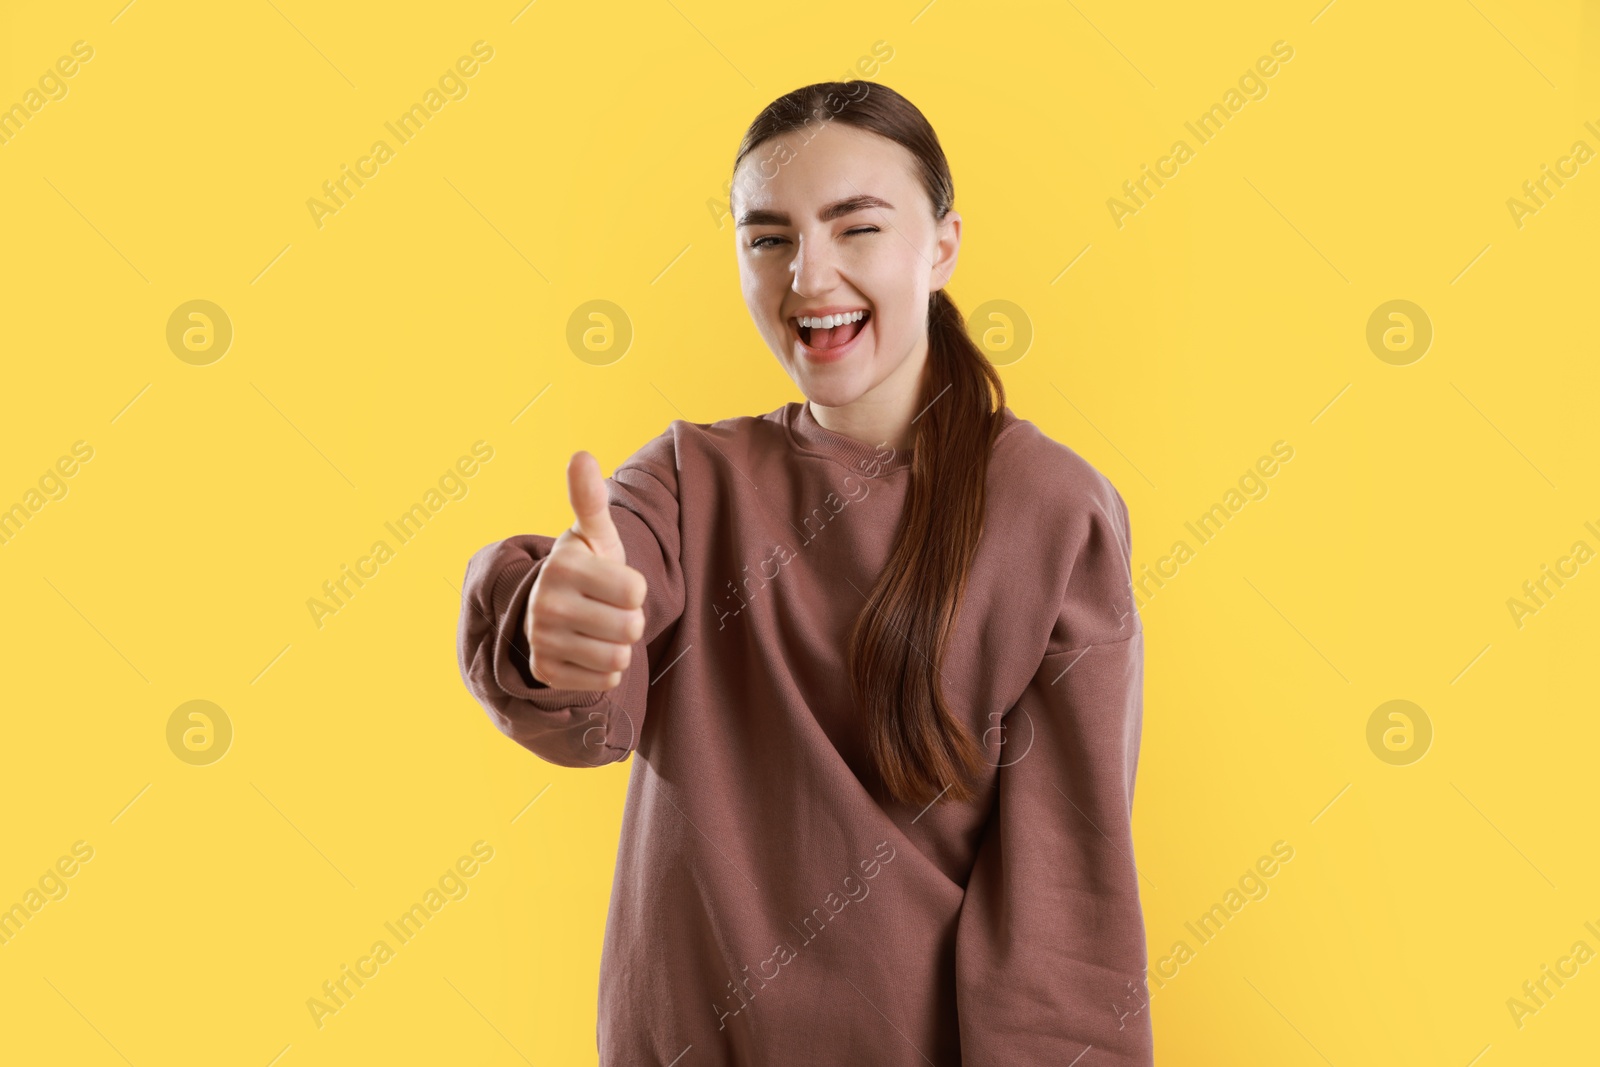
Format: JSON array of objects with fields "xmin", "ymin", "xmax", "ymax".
[{"xmin": 732, "ymin": 81, "xmax": 1008, "ymax": 806}]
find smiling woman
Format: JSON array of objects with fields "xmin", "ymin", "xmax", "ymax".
[
  {"xmin": 458, "ymin": 80, "xmax": 1149, "ymax": 1067},
  {"xmin": 730, "ymin": 95, "xmax": 1010, "ymax": 805}
]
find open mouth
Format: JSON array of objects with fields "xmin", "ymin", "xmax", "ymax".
[{"xmin": 791, "ymin": 310, "xmax": 870, "ymax": 352}]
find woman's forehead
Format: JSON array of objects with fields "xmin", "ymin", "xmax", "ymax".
[{"xmin": 733, "ymin": 130, "xmax": 916, "ymax": 212}]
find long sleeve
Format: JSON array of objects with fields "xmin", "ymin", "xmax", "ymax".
[
  {"xmin": 456, "ymin": 431, "xmax": 687, "ymax": 768},
  {"xmin": 954, "ymin": 480, "xmax": 1152, "ymax": 1065}
]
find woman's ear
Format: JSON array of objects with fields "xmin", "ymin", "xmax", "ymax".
[{"xmin": 930, "ymin": 210, "xmax": 961, "ymax": 292}]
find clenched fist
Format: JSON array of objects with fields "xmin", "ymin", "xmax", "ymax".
[{"xmin": 524, "ymin": 451, "xmax": 648, "ymax": 691}]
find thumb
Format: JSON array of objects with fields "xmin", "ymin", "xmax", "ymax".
[{"xmin": 567, "ymin": 451, "xmax": 625, "ymax": 562}]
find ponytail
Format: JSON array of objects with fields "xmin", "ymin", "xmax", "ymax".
[{"xmin": 845, "ymin": 286, "xmax": 1007, "ymax": 805}]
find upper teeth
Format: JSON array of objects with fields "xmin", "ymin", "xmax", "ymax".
[{"xmin": 798, "ymin": 310, "xmax": 867, "ymax": 329}]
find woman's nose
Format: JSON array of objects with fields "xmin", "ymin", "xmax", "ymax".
[{"xmin": 790, "ymin": 236, "xmax": 837, "ymax": 294}]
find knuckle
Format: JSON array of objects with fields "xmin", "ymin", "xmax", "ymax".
[
  {"xmin": 533, "ymin": 598, "xmax": 567, "ymax": 627},
  {"xmin": 548, "ymin": 552, "xmax": 586, "ymax": 582},
  {"xmin": 539, "ymin": 559, "xmax": 570, "ymax": 589}
]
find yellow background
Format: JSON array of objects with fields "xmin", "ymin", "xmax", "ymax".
[{"xmin": 2, "ymin": 1, "xmax": 1597, "ymax": 1063}]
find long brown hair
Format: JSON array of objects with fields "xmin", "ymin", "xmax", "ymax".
[{"xmin": 731, "ymin": 82, "xmax": 1008, "ymax": 806}]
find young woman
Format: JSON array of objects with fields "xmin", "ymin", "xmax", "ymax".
[{"xmin": 457, "ymin": 81, "xmax": 1151, "ymax": 1066}]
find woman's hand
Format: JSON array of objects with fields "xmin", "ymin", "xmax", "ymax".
[{"xmin": 524, "ymin": 451, "xmax": 648, "ymax": 690}]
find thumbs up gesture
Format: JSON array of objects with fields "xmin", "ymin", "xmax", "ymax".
[{"xmin": 524, "ymin": 451, "xmax": 649, "ymax": 690}]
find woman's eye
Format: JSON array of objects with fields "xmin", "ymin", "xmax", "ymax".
[{"xmin": 751, "ymin": 227, "xmax": 876, "ymax": 250}]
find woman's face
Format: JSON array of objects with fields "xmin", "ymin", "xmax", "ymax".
[{"xmin": 732, "ymin": 120, "xmax": 960, "ymax": 411}]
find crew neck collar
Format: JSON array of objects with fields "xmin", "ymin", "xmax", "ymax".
[{"xmin": 786, "ymin": 401, "xmax": 914, "ymax": 475}]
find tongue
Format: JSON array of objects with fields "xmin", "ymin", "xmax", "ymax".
[{"xmin": 810, "ymin": 316, "xmax": 866, "ymax": 349}]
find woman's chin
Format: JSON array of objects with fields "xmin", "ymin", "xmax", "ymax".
[
  {"xmin": 777, "ymin": 351, "xmax": 841, "ymax": 390},
  {"xmin": 792, "ymin": 375, "xmax": 869, "ymax": 409}
]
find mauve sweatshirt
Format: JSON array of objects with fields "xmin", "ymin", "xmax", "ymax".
[{"xmin": 456, "ymin": 400, "xmax": 1152, "ymax": 1066}]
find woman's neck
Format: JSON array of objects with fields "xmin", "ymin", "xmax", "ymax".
[{"xmin": 807, "ymin": 344, "xmax": 929, "ymax": 452}]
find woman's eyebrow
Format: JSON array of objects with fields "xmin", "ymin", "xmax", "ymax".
[{"xmin": 737, "ymin": 194, "xmax": 895, "ymax": 227}]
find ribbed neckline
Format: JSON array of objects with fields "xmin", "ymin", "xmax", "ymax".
[
  {"xmin": 786, "ymin": 401, "xmax": 914, "ymax": 475},
  {"xmin": 783, "ymin": 400, "xmax": 1022, "ymax": 476}
]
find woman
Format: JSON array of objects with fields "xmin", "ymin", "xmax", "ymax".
[{"xmin": 457, "ymin": 81, "xmax": 1151, "ymax": 1066}]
